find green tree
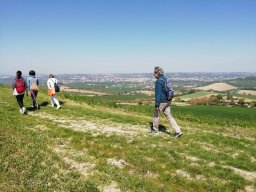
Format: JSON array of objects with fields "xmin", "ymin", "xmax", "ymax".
[
  {"xmin": 238, "ymin": 99, "xmax": 245, "ymax": 106},
  {"xmin": 226, "ymin": 91, "xmax": 233, "ymax": 100},
  {"xmin": 216, "ymin": 94, "xmax": 223, "ymax": 100}
]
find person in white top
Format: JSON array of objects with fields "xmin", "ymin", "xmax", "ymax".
[{"xmin": 47, "ymin": 74, "xmax": 61, "ymax": 109}]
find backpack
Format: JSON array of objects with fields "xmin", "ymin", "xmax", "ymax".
[
  {"xmin": 15, "ymin": 79, "xmax": 25, "ymax": 93},
  {"xmin": 51, "ymin": 79, "xmax": 60, "ymax": 92},
  {"xmin": 159, "ymin": 78, "xmax": 174, "ymax": 101},
  {"xmin": 31, "ymin": 81, "xmax": 39, "ymax": 91}
]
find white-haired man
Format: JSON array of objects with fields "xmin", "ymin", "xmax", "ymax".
[{"xmin": 151, "ymin": 67, "xmax": 183, "ymax": 137}]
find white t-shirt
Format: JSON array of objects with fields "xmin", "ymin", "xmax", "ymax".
[{"xmin": 47, "ymin": 78, "xmax": 58, "ymax": 89}]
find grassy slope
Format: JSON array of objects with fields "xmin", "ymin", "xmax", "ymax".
[
  {"xmin": 0, "ymin": 85, "xmax": 256, "ymax": 192},
  {"xmin": 232, "ymin": 93, "xmax": 256, "ymax": 100},
  {"xmin": 178, "ymin": 92, "xmax": 214, "ymax": 99},
  {"xmin": 61, "ymin": 92, "xmax": 256, "ymax": 128}
]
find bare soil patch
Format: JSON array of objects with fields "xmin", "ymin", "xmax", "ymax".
[
  {"xmin": 52, "ymin": 144, "xmax": 95, "ymax": 177},
  {"xmin": 100, "ymin": 182, "xmax": 122, "ymax": 192},
  {"xmin": 107, "ymin": 158, "xmax": 127, "ymax": 169},
  {"xmin": 30, "ymin": 112, "xmax": 145, "ymax": 137},
  {"xmin": 223, "ymin": 166, "xmax": 256, "ymax": 181}
]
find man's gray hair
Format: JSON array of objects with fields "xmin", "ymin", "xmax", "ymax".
[{"xmin": 154, "ymin": 66, "xmax": 164, "ymax": 76}]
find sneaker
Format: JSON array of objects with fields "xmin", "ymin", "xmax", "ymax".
[
  {"xmin": 174, "ymin": 132, "xmax": 183, "ymax": 137},
  {"xmin": 22, "ymin": 107, "xmax": 27, "ymax": 114},
  {"xmin": 56, "ymin": 105, "xmax": 61, "ymax": 109},
  {"xmin": 19, "ymin": 108, "xmax": 23, "ymax": 114},
  {"xmin": 148, "ymin": 128, "xmax": 159, "ymax": 134}
]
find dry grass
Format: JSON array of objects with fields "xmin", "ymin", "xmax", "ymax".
[{"xmin": 237, "ymin": 90, "xmax": 256, "ymax": 96}]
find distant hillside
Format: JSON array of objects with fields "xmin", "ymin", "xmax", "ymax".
[
  {"xmin": 237, "ymin": 90, "xmax": 256, "ymax": 96},
  {"xmin": 226, "ymin": 76, "xmax": 256, "ymax": 90},
  {"xmin": 195, "ymin": 83, "xmax": 238, "ymax": 92}
]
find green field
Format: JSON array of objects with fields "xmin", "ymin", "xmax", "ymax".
[
  {"xmin": 67, "ymin": 82, "xmax": 147, "ymax": 94},
  {"xmin": 1, "ymin": 85, "xmax": 256, "ymax": 192},
  {"xmin": 61, "ymin": 92, "xmax": 256, "ymax": 128},
  {"xmin": 227, "ymin": 76, "xmax": 256, "ymax": 90},
  {"xmin": 232, "ymin": 93, "xmax": 256, "ymax": 100},
  {"xmin": 62, "ymin": 92, "xmax": 152, "ymax": 104},
  {"xmin": 178, "ymin": 91, "xmax": 214, "ymax": 100}
]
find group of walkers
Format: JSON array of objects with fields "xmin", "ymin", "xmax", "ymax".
[
  {"xmin": 12, "ymin": 70, "xmax": 61, "ymax": 114},
  {"xmin": 11, "ymin": 67, "xmax": 182, "ymax": 137}
]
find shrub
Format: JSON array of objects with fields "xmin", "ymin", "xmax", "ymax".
[{"xmin": 189, "ymin": 96, "xmax": 214, "ymax": 105}]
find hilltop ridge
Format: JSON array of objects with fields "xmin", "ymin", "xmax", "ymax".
[{"xmin": 196, "ymin": 83, "xmax": 238, "ymax": 92}]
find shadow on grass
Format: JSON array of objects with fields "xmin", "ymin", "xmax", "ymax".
[
  {"xmin": 27, "ymin": 106, "xmax": 38, "ymax": 111},
  {"xmin": 35, "ymin": 100, "xmax": 65, "ymax": 108},
  {"xmin": 27, "ymin": 101, "xmax": 49, "ymax": 111},
  {"xmin": 148, "ymin": 122, "xmax": 172, "ymax": 135},
  {"xmin": 59, "ymin": 100, "xmax": 65, "ymax": 105},
  {"xmin": 40, "ymin": 101, "xmax": 49, "ymax": 107}
]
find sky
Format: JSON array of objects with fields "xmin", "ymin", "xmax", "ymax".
[{"xmin": 0, "ymin": 0, "xmax": 256, "ymax": 74}]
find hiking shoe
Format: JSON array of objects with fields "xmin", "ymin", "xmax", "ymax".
[
  {"xmin": 174, "ymin": 132, "xmax": 183, "ymax": 137},
  {"xmin": 57, "ymin": 105, "xmax": 61, "ymax": 109}
]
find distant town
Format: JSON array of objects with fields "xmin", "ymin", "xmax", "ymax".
[{"xmin": 1, "ymin": 72, "xmax": 255, "ymax": 85}]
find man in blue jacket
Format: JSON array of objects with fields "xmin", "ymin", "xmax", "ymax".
[{"xmin": 151, "ymin": 67, "xmax": 182, "ymax": 137}]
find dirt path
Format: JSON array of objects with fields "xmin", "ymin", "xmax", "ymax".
[{"xmin": 30, "ymin": 112, "xmax": 146, "ymax": 137}]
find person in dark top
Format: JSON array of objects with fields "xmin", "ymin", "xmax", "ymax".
[{"xmin": 151, "ymin": 66, "xmax": 182, "ymax": 137}]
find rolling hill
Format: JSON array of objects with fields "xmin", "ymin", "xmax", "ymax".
[{"xmin": 196, "ymin": 83, "xmax": 238, "ymax": 92}]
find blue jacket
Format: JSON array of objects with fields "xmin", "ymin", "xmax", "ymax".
[
  {"xmin": 155, "ymin": 74, "xmax": 168, "ymax": 107},
  {"xmin": 26, "ymin": 76, "xmax": 39, "ymax": 90}
]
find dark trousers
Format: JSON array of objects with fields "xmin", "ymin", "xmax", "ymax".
[
  {"xmin": 30, "ymin": 90, "xmax": 38, "ymax": 106},
  {"xmin": 16, "ymin": 94, "xmax": 24, "ymax": 108}
]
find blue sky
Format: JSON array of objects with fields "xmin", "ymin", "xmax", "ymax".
[{"xmin": 0, "ymin": 0, "xmax": 256, "ymax": 74}]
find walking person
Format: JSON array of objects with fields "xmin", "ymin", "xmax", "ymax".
[
  {"xmin": 47, "ymin": 74, "xmax": 61, "ymax": 109},
  {"xmin": 12, "ymin": 70, "xmax": 27, "ymax": 114},
  {"xmin": 26, "ymin": 70, "xmax": 39, "ymax": 109},
  {"xmin": 151, "ymin": 67, "xmax": 183, "ymax": 137}
]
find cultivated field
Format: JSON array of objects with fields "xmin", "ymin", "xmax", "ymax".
[
  {"xmin": 0, "ymin": 85, "xmax": 256, "ymax": 192},
  {"xmin": 196, "ymin": 83, "xmax": 238, "ymax": 92},
  {"xmin": 237, "ymin": 90, "xmax": 256, "ymax": 96},
  {"xmin": 61, "ymin": 86, "xmax": 108, "ymax": 96},
  {"xmin": 177, "ymin": 91, "xmax": 216, "ymax": 101}
]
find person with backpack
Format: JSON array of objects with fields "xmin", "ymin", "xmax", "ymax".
[
  {"xmin": 150, "ymin": 66, "xmax": 183, "ymax": 137},
  {"xmin": 26, "ymin": 70, "xmax": 39, "ymax": 109},
  {"xmin": 12, "ymin": 70, "xmax": 27, "ymax": 114},
  {"xmin": 47, "ymin": 74, "xmax": 61, "ymax": 109}
]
